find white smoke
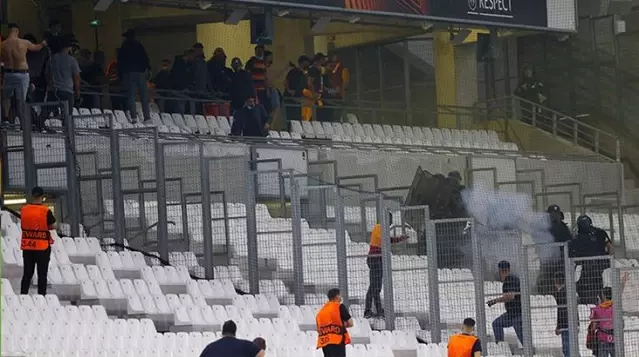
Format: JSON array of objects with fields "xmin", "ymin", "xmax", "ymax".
[{"xmin": 461, "ymin": 185, "xmax": 558, "ymax": 276}]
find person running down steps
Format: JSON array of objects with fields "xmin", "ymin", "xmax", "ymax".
[{"xmin": 364, "ymin": 212, "xmax": 408, "ymax": 318}]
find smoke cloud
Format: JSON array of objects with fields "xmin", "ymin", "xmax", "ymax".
[{"xmin": 461, "ymin": 185, "xmax": 558, "ymax": 277}]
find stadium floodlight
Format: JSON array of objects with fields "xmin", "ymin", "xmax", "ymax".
[
  {"xmin": 120, "ymin": 0, "xmax": 129, "ymax": 3},
  {"xmin": 225, "ymin": 9, "xmax": 248, "ymax": 25},
  {"xmin": 311, "ymin": 16, "xmax": 331, "ymax": 33},
  {"xmin": 348, "ymin": 16, "xmax": 360, "ymax": 24},
  {"xmin": 198, "ymin": 1, "xmax": 213, "ymax": 10},
  {"xmin": 94, "ymin": 0, "xmax": 113, "ymax": 11},
  {"xmin": 277, "ymin": 9, "xmax": 291, "ymax": 17}
]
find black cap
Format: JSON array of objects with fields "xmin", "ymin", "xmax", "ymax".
[
  {"xmin": 193, "ymin": 42, "xmax": 204, "ymax": 49},
  {"xmin": 448, "ymin": 171, "xmax": 462, "ymax": 180},
  {"xmin": 32, "ymin": 186, "xmax": 44, "ymax": 198},
  {"xmin": 222, "ymin": 320, "xmax": 237, "ymax": 335},
  {"xmin": 497, "ymin": 260, "xmax": 510, "ymax": 270},
  {"xmin": 8, "ymin": 23, "xmax": 19, "ymax": 29}
]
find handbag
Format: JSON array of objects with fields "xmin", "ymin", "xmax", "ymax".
[{"xmin": 586, "ymin": 321, "xmax": 598, "ymax": 350}]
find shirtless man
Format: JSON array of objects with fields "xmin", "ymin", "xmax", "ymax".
[{"xmin": 1, "ymin": 23, "xmax": 46, "ymax": 122}]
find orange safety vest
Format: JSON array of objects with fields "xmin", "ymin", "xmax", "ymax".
[
  {"xmin": 447, "ymin": 333, "xmax": 478, "ymax": 357},
  {"xmin": 316, "ymin": 301, "xmax": 351, "ymax": 348},
  {"xmin": 20, "ymin": 204, "xmax": 53, "ymax": 251},
  {"xmin": 330, "ymin": 62, "xmax": 348, "ymax": 99}
]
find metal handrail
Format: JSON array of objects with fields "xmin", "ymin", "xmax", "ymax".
[
  {"xmin": 474, "ymin": 95, "xmax": 620, "ymax": 161},
  {"xmin": 128, "ymin": 220, "xmax": 177, "ymax": 242}
]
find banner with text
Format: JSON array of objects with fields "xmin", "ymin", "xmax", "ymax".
[{"xmin": 238, "ymin": 0, "xmax": 570, "ymax": 31}]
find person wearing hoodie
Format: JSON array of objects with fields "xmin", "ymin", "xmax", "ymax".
[
  {"xmin": 207, "ymin": 47, "xmax": 233, "ymax": 96},
  {"xmin": 229, "ymin": 57, "xmax": 254, "ymax": 114}
]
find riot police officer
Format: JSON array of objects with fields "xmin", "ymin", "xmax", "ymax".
[
  {"xmin": 537, "ymin": 205, "xmax": 573, "ymax": 295},
  {"xmin": 571, "ymin": 215, "xmax": 612, "ymax": 304}
]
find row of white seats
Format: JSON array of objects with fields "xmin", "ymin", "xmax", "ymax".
[
  {"xmin": 291, "ymin": 120, "xmax": 498, "ymax": 142},
  {"xmin": 331, "ymin": 135, "xmax": 519, "ymax": 151},
  {"xmin": 61, "ymin": 107, "xmax": 234, "ymax": 136},
  {"xmin": 3, "ymin": 302, "xmax": 108, "ymax": 323}
]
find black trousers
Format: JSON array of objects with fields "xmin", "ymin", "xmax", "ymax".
[
  {"xmin": 322, "ymin": 344, "xmax": 346, "ymax": 357},
  {"xmin": 21, "ymin": 248, "xmax": 51, "ymax": 295},
  {"xmin": 577, "ymin": 264, "xmax": 605, "ymax": 305},
  {"xmin": 365, "ymin": 256, "xmax": 383, "ymax": 313}
]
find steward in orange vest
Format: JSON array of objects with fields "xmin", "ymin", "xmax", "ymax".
[
  {"xmin": 316, "ymin": 288, "xmax": 353, "ymax": 357},
  {"xmin": 448, "ymin": 318, "xmax": 482, "ymax": 357},
  {"xmin": 328, "ymin": 54, "xmax": 349, "ymax": 100},
  {"xmin": 20, "ymin": 186, "xmax": 56, "ymax": 295}
]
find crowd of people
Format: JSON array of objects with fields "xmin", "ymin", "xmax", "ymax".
[{"xmin": 0, "ymin": 20, "xmax": 350, "ymax": 135}]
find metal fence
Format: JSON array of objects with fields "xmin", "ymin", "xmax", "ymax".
[{"xmin": 3, "ymin": 109, "xmax": 638, "ymax": 356}]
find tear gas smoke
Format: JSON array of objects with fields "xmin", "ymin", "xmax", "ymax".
[{"xmin": 461, "ymin": 185, "xmax": 558, "ymax": 277}]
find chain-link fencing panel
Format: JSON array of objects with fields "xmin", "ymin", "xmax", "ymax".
[
  {"xmin": 474, "ymin": 226, "xmax": 527, "ymax": 353},
  {"xmin": 158, "ymin": 141, "xmax": 202, "ymax": 274},
  {"xmin": 75, "ymin": 127, "xmax": 114, "ymax": 239},
  {"xmin": 615, "ymin": 262, "xmax": 639, "ymax": 357},
  {"xmin": 298, "ymin": 180, "xmax": 348, "ymax": 324},
  {"xmin": 430, "ymin": 219, "xmax": 488, "ymax": 348},
  {"xmin": 388, "ymin": 206, "xmax": 429, "ymax": 343},
  {"xmin": 523, "ymin": 242, "xmax": 572, "ymax": 355},
  {"xmin": 110, "ymin": 128, "xmax": 160, "ymax": 250},
  {"xmin": 245, "ymin": 169, "xmax": 294, "ymax": 303},
  {"xmin": 337, "ymin": 188, "xmax": 379, "ymax": 323}
]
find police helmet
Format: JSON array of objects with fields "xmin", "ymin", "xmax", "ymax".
[
  {"xmin": 576, "ymin": 215, "xmax": 593, "ymax": 233},
  {"xmin": 546, "ymin": 204, "xmax": 564, "ymax": 220}
]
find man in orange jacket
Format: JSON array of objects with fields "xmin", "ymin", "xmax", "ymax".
[
  {"xmin": 365, "ymin": 212, "xmax": 408, "ymax": 318},
  {"xmin": 448, "ymin": 318, "xmax": 482, "ymax": 357},
  {"xmin": 20, "ymin": 186, "xmax": 56, "ymax": 295},
  {"xmin": 316, "ymin": 288, "xmax": 354, "ymax": 357}
]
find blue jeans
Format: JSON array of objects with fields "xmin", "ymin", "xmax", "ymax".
[
  {"xmin": 560, "ymin": 330, "xmax": 570, "ymax": 357},
  {"xmin": 122, "ymin": 71, "xmax": 150, "ymax": 121},
  {"xmin": 492, "ymin": 313, "xmax": 523, "ymax": 343}
]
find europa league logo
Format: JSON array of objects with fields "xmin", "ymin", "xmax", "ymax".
[{"xmin": 468, "ymin": 0, "xmax": 478, "ymax": 11}]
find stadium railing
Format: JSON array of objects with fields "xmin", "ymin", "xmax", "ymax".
[{"xmin": 474, "ymin": 95, "xmax": 621, "ymax": 162}]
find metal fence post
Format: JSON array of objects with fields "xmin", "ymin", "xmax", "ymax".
[
  {"xmin": 469, "ymin": 218, "xmax": 488, "ymax": 351},
  {"xmin": 199, "ymin": 144, "xmax": 214, "ymax": 279},
  {"xmin": 245, "ymin": 171, "xmax": 259, "ymax": 294},
  {"xmin": 335, "ymin": 190, "xmax": 349, "ymax": 303},
  {"xmin": 22, "ymin": 103, "xmax": 37, "ymax": 196},
  {"xmin": 378, "ymin": 194, "xmax": 395, "ymax": 330},
  {"xmin": 154, "ymin": 129, "xmax": 169, "ymax": 261},
  {"xmin": 519, "ymin": 244, "xmax": 534, "ymax": 357},
  {"xmin": 564, "ymin": 247, "xmax": 580, "ymax": 357},
  {"xmin": 611, "ymin": 262, "xmax": 625, "ymax": 357},
  {"xmin": 109, "ymin": 124, "xmax": 126, "ymax": 245},
  {"xmin": 425, "ymin": 218, "xmax": 441, "ymax": 343},
  {"xmin": 63, "ymin": 101, "xmax": 80, "ymax": 237},
  {"xmin": 290, "ymin": 176, "xmax": 305, "ymax": 305}
]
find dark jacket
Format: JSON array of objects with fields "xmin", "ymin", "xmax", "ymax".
[
  {"xmin": 170, "ymin": 55, "xmax": 192, "ymax": 91},
  {"xmin": 118, "ymin": 38, "xmax": 150, "ymax": 74},
  {"xmin": 230, "ymin": 105, "xmax": 269, "ymax": 137},
  {"xmin": 207, "ymin": 58, "xmax": 233, "ymax": 95},
  {"xmin": 230, "ymin": 69, "xmax": 254, "ymax": 110}
]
